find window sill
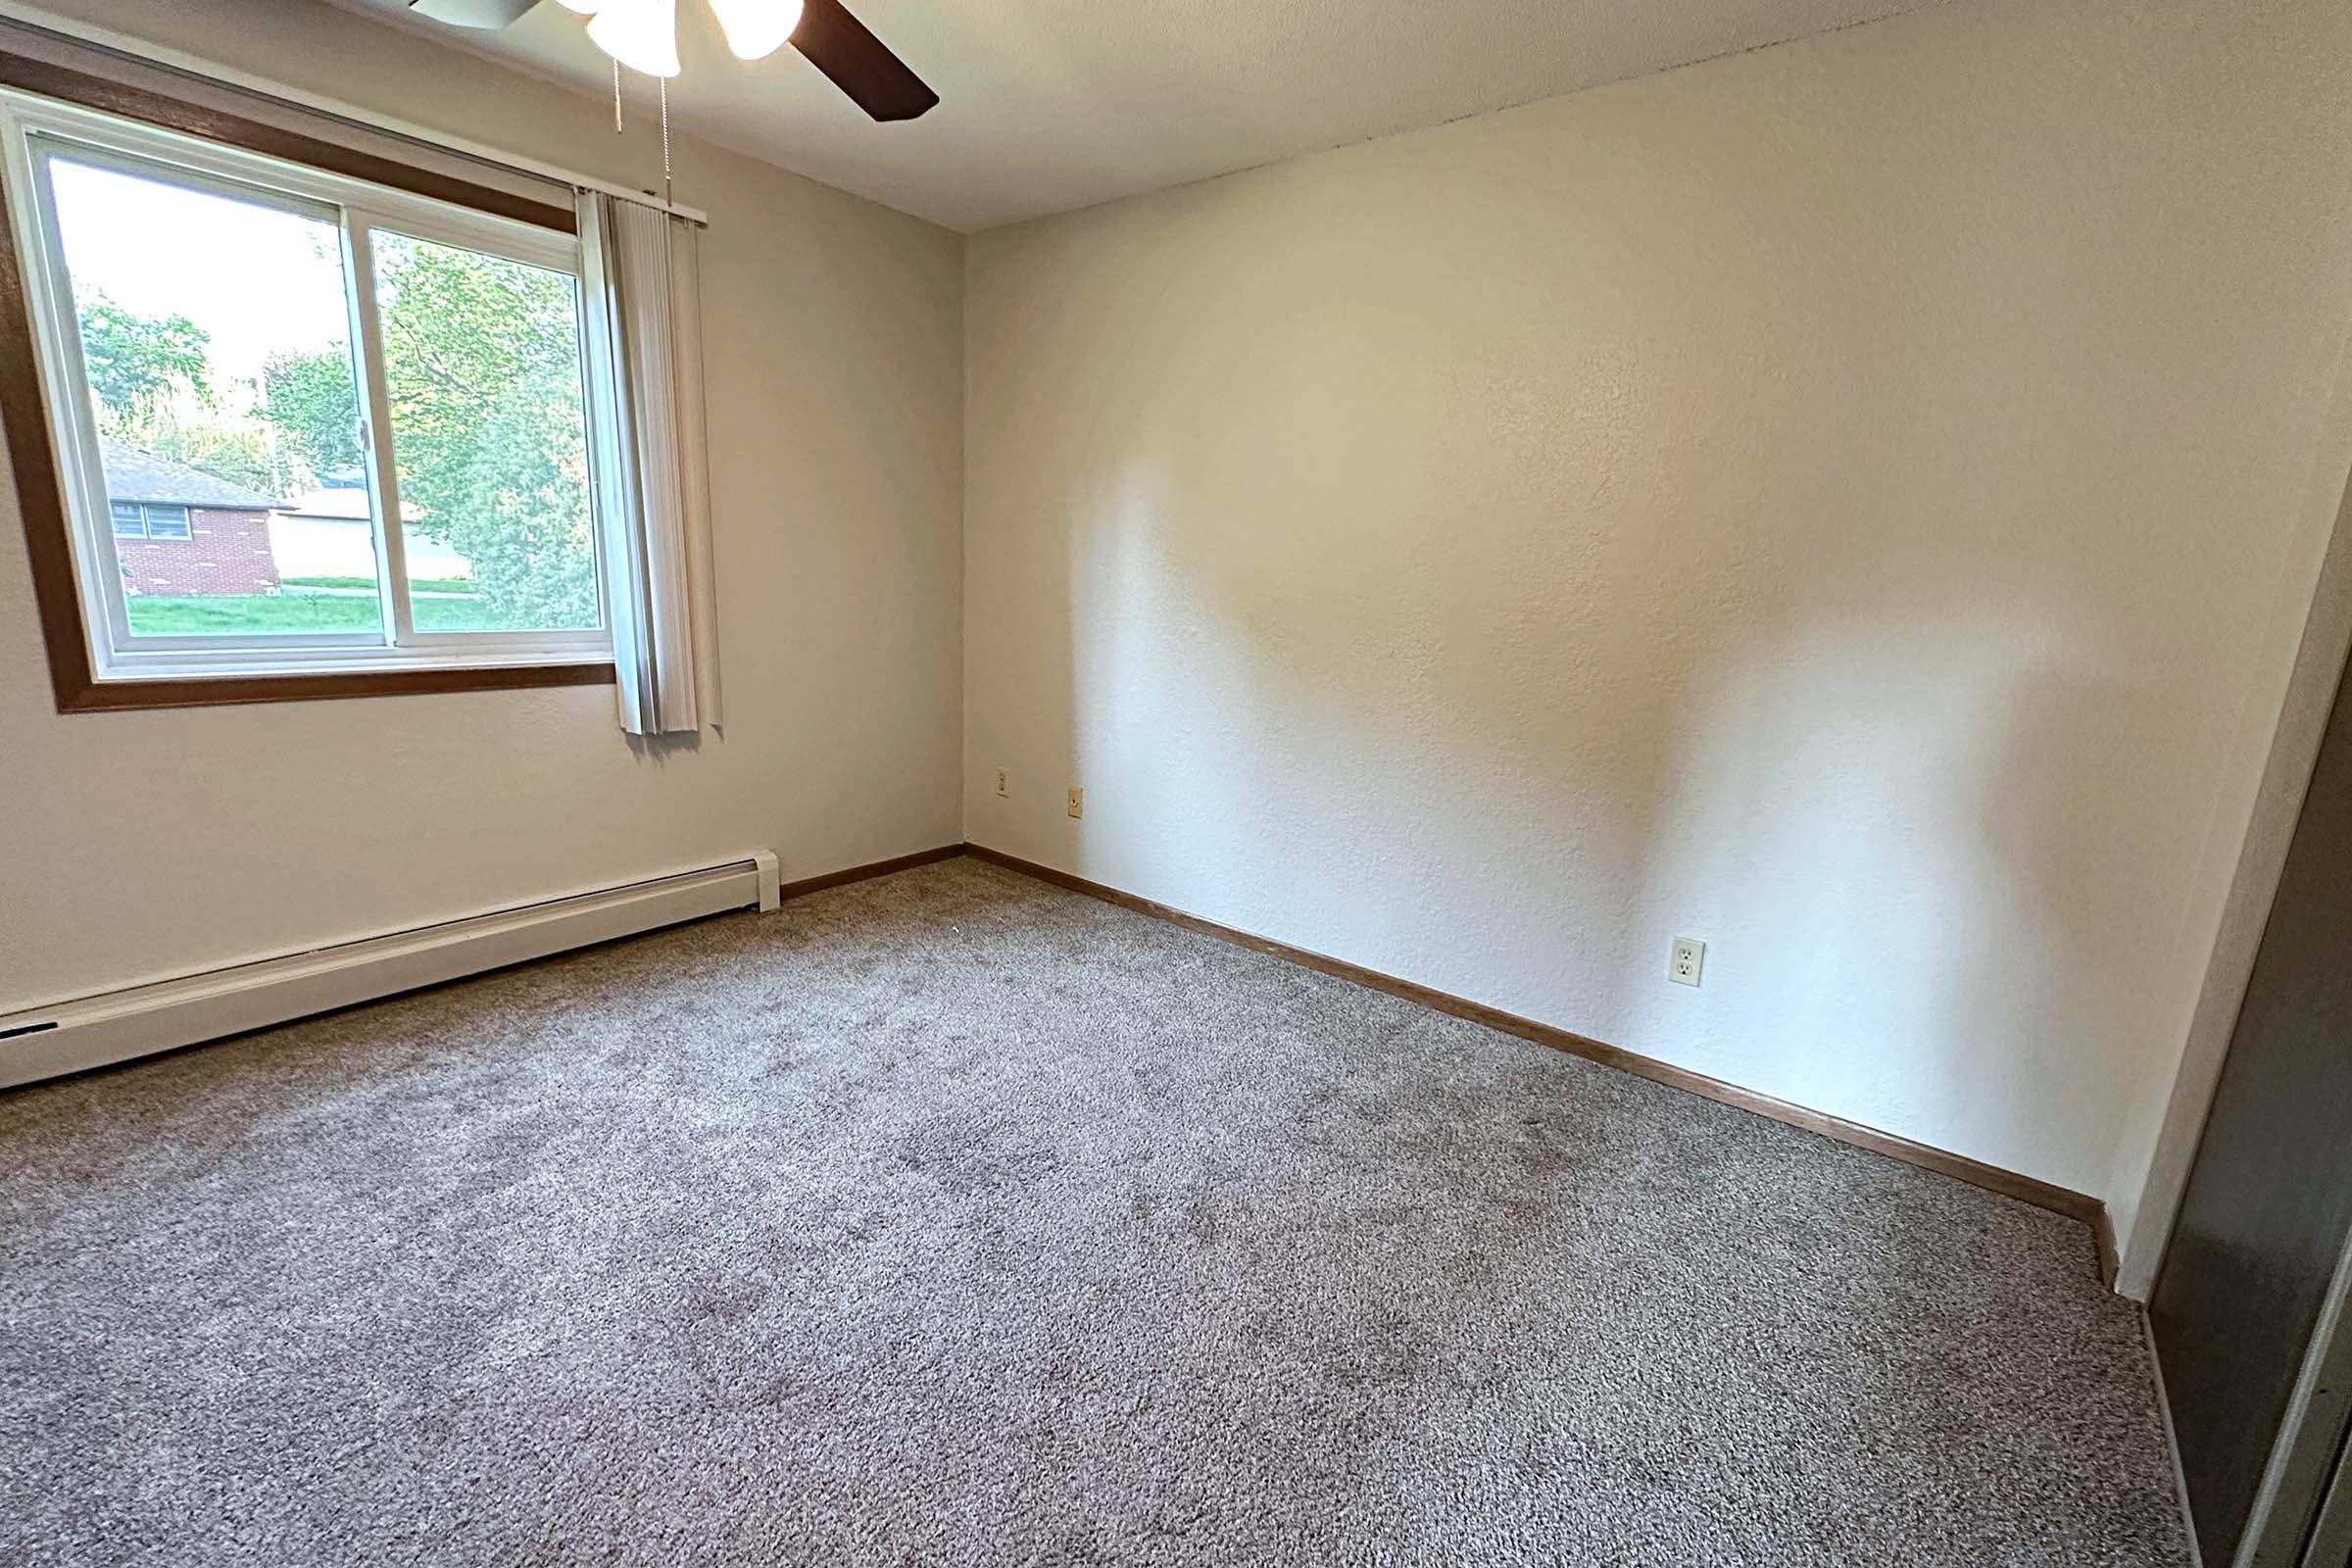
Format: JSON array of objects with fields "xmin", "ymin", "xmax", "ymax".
[{"xmin": 56, "ymin": 659, "xmax": 616, "ymax": 713}]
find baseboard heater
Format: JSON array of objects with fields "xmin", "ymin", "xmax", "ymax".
[{"xmin": 0, "ymin": 851, "xmax": 782, "ymax": 1092}]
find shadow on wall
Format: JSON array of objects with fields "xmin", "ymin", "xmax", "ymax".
[
  {"xmin": 962, "ymin": 7, "xmax": 2311, "ymax": 1195},
  {"xmin": 1050, "ymin": 451, "xmax": 2153, "ymax": 1189},
  {"xmin": 1617, "ymin": 608, "xmax": 2154, "ymax": 1172}
]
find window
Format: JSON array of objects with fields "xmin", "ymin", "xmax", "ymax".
[
  {"xmin": 140, "ymin": 505, "xmax": 191, "ymax": 540},
  {"xmin": 111, "ymin": 502, "xmax": 192, "ymax": 540},
  {"xmin": 0, "ymin": 81, "xmax": 614, "ymax": 705}
]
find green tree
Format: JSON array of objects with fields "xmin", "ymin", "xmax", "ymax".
[
  {"xmin": 243, "ymin": 238, "xmax": 597, "ymax": 627},
  {"xmin": 76, "ymin": 295, "xmax": 280, "ymax": 494},
  {"xmin": 372, "ymin": 235, "xmax": 595, "ymax": 628},
  {"xmin": 76, "ymin": 292, "xmax": 212, "ymax": 414},
  {"xmin": 261, "ymin": 348, "xmax": 362, "ymax": 478},
  {"xmin": 104, "ymin": 388, "xmax": 274, "ymax": 493},
  {"xmin": 445, "ymin": 362, "xmax": 596, "ymax": 628},
  {"xmin": 372, "ymin": 236, "xmax": 578, "ymax": 510}
]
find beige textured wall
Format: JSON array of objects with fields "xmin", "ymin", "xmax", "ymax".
[
  {"xmin": 963, "ymin": 0, "xmax": 2352, "ymax": 1226},
  {"xmin": 0, "ymin": 0, "xmax": 965, "ymax": 1009}
]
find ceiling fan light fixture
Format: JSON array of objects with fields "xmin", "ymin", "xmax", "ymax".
[
  {"xmin": 586, "ymin": 0, "xmax": 680, "ymax": 76},
  {"xmin": 708, "ymin": 0, "xmax": 804, "ymax": 61}
]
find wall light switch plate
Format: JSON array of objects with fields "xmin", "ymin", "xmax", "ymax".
[
  {"xmin": 1669, "ymin": 937, "xmax": 1705, "ymax": 988},
  {"xmin": 1067, "ymin": 786, "xmax": 1084, "ymax": 819}
]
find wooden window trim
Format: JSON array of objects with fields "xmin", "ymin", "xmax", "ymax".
[
  {"xmin": 53, "ymin": 662, "xmax": 619, "ymax": 713},
  {"xmin": 0, "ymin": 52, "xmax": 576, "ymax": 234},
  {"xmin": 0, "ymin": 49, "xmax": 611, "ymax": 713}
]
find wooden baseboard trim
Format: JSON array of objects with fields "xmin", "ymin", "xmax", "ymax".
[
  {"xmin": 963, "ymin": 844, "xmax": 2112, "ymax": 1258},
  {"xmin": 779, "ymin": 844, "xmax": 966, "ymax": 901},
  {"xmin": 2094, "ymin": 1207, "xmax": 2120, "ymax": 1291}
]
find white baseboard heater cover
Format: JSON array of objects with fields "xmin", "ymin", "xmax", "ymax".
[{"xmin": 0, "ymin": 850, "xmax": 782, "ymax": 1091}]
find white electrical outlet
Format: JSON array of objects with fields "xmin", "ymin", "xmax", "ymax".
[
  {"xmin": 1067, "ymin": 785, "xmax": 1084, "ymax": 819},
  {"xmin": 1669, "ymin": 937, "xmax": 1705, "ymax": 988},
  {"xmin": 995, "ymin": 767, "xmax": 1008, "ymax": 798}
]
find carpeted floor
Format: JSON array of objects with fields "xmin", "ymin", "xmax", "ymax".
[{"xmin": 0, "ymin": 858, "xmax": 2186, "ymax": 1566}]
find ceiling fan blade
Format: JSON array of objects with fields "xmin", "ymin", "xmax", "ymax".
[
  {"xmin": 408, "ymin": 0, "xmax": 542, "ymax": 28},
  {"xmin": 790, "ymin": 0, "xmax": 938, "ymax": 122}
]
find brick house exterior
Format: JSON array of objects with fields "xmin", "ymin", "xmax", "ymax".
[{"xmin": 101, "ymin": 442, "xmax": 282, "ymax": 597}]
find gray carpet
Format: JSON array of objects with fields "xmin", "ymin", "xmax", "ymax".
[{"xmin": 0, "ymin": 858, "xmax": 2185, "ymax": 1566}]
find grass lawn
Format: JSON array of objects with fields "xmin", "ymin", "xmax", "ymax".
[
  {"xmin": 125, "ymin": 594, "xmax": 511, "ymax": 636},
  {"xmin": 280, "ymin": 574, "xmax": 475, "ymax": 594}
]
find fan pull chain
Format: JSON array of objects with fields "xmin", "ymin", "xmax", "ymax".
[
  {"xmin": 602, "ymin": 59, "xmax": 673, "ymax": 211},
  {"xmin": 659, "ymin": 76, "xmax": 672, "ymax": 207}
]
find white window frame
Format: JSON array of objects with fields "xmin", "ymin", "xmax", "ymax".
[{"xmin": 0, "ymin": 90, "xmax": 612, "ymax": 683}]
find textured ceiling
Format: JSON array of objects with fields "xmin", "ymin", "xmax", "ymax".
[{"xmin": 333, "ymin": 0, "xmax": 1951, "ymax": 231}]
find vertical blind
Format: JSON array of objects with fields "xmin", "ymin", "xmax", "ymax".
[{"xmin": 579, "ymin": 190, "xmax": 721, "ymax": 737}]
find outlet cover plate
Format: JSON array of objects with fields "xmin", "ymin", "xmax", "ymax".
[{"xmin": 1669, "ymin": 937, "xmax": 1705, "ymax": 987}]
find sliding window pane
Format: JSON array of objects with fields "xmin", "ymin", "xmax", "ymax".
[
  {"xmin": 45, "ymin": 156, "xmax": 384, "ymax": 638},
  {"xmin": 370, "ymin": 231, "xmax": 599, "ymax": 634}
]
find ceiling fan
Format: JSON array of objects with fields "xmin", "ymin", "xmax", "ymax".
[{"xmin": 407, "ymin": 0, "xmax": 939, "ymax": 122}]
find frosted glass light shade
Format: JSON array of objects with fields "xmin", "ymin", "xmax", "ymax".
[
  {"xmin": 586, "ymin": 0, "xmax": 680, "ymax": 76},
  {"xmin": 708, "ymin": 0, "xmax": 803, "ymax": 60}
]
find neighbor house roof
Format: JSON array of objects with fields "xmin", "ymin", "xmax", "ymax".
[
  {"xmin": 99, "ymin": 440, "xmax": 279, "ymax": 512},
  {"xmin": 279, "ymin": 483, "xmax": 423, "ymax": 524}
]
